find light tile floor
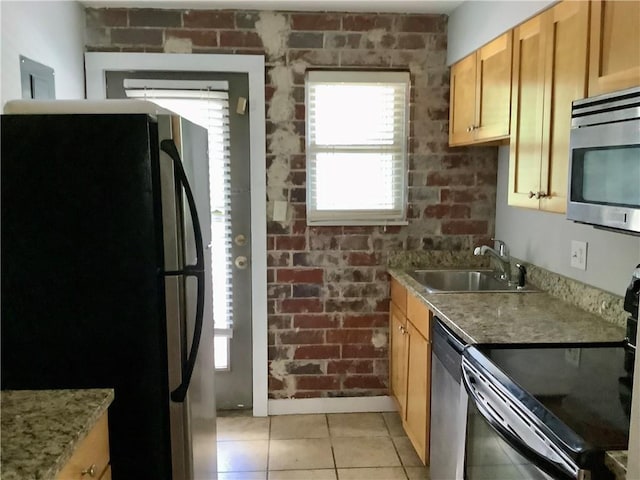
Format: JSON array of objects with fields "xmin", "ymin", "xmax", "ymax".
[{"xmin": 216, "ymin": 412, "xmax": 430, "ymax": 480}]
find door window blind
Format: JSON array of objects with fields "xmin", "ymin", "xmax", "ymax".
[
  {"xmin": 305, "ymin": 71, "xmax": 410, "ymax": 225},
  {"xmin": 125, "ymin": 81, "xmax": 233, "ymax": 370}
]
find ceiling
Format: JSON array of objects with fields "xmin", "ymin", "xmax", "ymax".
[{"xmin": 80, "ymin": 0, "xmax": 464, "ymax": 14}]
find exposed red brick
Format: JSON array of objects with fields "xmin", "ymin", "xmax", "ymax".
[
  {"xmin": 424, "ymin": 204, "xmax": 450, "ymax": 219},
  {"xmin": 342, "ymin": 15, "xmax": 393, "ymax": 31},
  {"xmin": 166, "ymin": 29, "xmax": 217, "ymax": 47},
  {"xmin": 441, "ymin": 220, "xmax": 489, "ymax": 235},
  {"xmin": 341, "ymin": 284, "xmax": 385, "ymax": 298},
  {"xmin": 286, "ymin": 362, "xmax": 323, "ymax": 375},
  {"xmin": 294, "ymin": 345, "xmax": 340, "ymax": 359},
  {"xmin": 338, "ymin": 235, "xmax": 370, "ymax": 250},
  {"xmin": 293, "ymin": 284, "xmax": 322, "ymax": 298},
  {"xmin": 325, "ymin": 299, "xmax": 368, "ymax": 313},
  {"xmin": 267, "ymin": 268, "xmax": 275, "ymax": 283},
  {"xmin": 296, "ymin": 375, "xmax": 340, "ymax": 390},
  {"xmin": 268, "ymin": 284, "xmax": 292, "ymax": 299},
  {"xmin": 86, "ymin": 8, "xmax": 128, "ymax": 27},
  {"xmin": 278, "ymin": 329, "xmax": 325, "ymax": 345},
  {"xmin": 292, "ymin": 220, "xmax": 307, "ymax": 235},
  {"xmin": 289, "ymin": 171, "xmax": 305, "ymax": 186},
  {"xmin": 129, "ymin": 9, "xmax": 181, "ymax": 27},
  {"xmin": 295, "ymin": 104, "xmax": 305, "ymax": 121},
  {"xmin": 291, "ymin": 13, "xmax": 341, "ymax": 31},
  {"xmin": 397, "ymin": 34, "xmax": 426, "ymax": 49},
  {"xmin": 343, "ymin": 375, "xmax": 387, "ymax": 389},
  {"xmin": 111, "ymin": 28, "xmax": 163, "ymax": 45},
  {"xmin": 277, "ymin": 268, "xmax": 323, "ymax": 284},
  {"xmin": 347, "ymin": 252, "xmax": 378, "ymax": 266},
  {"xmin": 290, "ymin": 154, "xmax": 306, "ymax": 169},
  {"xmin": 267, "ymin": 236, "xmax": 275, "ymax": 250},
  {"xmin": 427, "ymin": 172, "xmax": 475, "ymax": 186},
  {"xmin": 327, "ymin": 329, "xmax": 373, "ymax": 344},
  {"xmin": 183, "ymin": 10, "xmax": 234, "ymax": 28},
  {"xmin": 328, "ymin": 359, "xmax": 374, "ymax": 374},
  {"xmin": 268, "ymin": 252, "xmax": 290, "ymax": 267},
  {"xmin": 451, "ymin": 204, "xmax": 471, "ymax": 219},
  {"xmin": 269, "ymin": 315, "xmax": 292, "ymax": 329},
  {"xmin": 477, "ymin": 171, "xmax": 497, "ymax": 185},
  {"xmin": 398, "ymin": 15, "xmax": 445, "ymax": 33},
  {"xmin": 342, "ymin": 314, "xmax": 388, "ymax": 328},
  {"xmin": 294, "ymin": 314, "xmax": 338, "ymax": 329},
  {"xmin": 279, "ymin": 298, "xmax": 323, "ymax": 314},
  {"xmin": 269, "ymin": 376, "xmax": 285, "ymax": 390},
  {"xmin": 219, "ymin": 30, "xmax": 262, "ymax": 47},
  {"xmin": 275, "ymin": 235, "xmax": 306, "ymax": 250},
  {"xmin": 343, "ymin": 345, "xmax": 387, "ymax": 358}
]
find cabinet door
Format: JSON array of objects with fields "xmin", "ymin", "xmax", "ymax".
[
  {"xmin": 449, "ymin": 53, "xmax": 477, "ymax": 146},
  {"xmin": 476, "ymin": 32, "xmax": 513, "ymax": 141},
  {"xmin": 389, "ymin": 303, "xmax": 408, "ymax": 418},
  {"xmin": 404, "ymin": 321, "xmax": 431, "ymax": 465},
  {"xmin": 589, "ymin": 0, "xmax": 640, "ymax": 96},
  {"xmin": 508, "ymin": 15, "xmax": 546, "ymax": 209},
  {"xmin": 540, "ymin": 0, "xmax": 589, "ymax": 213}
]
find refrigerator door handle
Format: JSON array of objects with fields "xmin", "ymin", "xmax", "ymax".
[{"xmin": 160, "ymin": 139, "xmax": 205, "ymax": 404}]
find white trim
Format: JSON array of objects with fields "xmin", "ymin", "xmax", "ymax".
[
  {"xmin": 268, "ymin": 396, "xmax": 397, "ymax": 415},
  {"xmin": 124, "ymin": 79, "xmax": 229, "ymax": 91},
  {"xmin": 85, "ymin": 52, "xmax": 268, "ymax": 417}
]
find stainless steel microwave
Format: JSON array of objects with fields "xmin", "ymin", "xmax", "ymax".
[{"xmin": 567, "ymin": 86, "xmax": 640, "ymax": 235}]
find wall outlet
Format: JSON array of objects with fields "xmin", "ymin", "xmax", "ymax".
[
  {"xmin": 565, "ymin": 348, "xmax": 581, "ymax": 368},
  {"xmin": 570, "ymin": 240, "xmax": 587, "ymax": 270}
]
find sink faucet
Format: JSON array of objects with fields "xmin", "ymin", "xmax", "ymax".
[{"xmin": 474, "ymin": 239, "xmax": 511, "ymax": 283}]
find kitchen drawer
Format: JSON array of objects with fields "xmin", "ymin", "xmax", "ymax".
[
  {"xmin": 56, "ymin": 412, "xmax": 110, "ymax": 480},
  {"xmin": 391, "ymin": 278, "xmax": 407, "ymax": 314},
  {"xmin": 407, "ymin": 293, "xmax": 432, "ymax": 340}
]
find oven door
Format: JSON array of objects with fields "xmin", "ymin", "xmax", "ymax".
[{"xmin": 461, "ymin": 358, "xmax": 581, "ymax": 480}]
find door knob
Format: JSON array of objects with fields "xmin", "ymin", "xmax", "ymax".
[
  {"xmin": 234, "ymin": 234, "xmax": 247, "ymax": 246},
  {"xmin": 234, "ymin": 256, "xmax": 248, "ymax": 269}
]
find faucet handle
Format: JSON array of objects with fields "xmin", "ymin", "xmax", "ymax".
[{"xmin": 491, "ymin": 238, "xmax": 508, "ymax": 256}]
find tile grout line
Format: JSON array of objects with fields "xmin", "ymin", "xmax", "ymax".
[
  {"xmin": 266, "ymin": 414, "xmax": 272, "ymax": 480},
  {"xmin": 326, "ymin": 413, "xmax": 340, "ymax": 480},
  {"xmin": 383, "ymin": 412, "xmax": 410, "ymax": 480}
]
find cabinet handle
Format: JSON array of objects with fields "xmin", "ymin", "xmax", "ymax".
[
  {"xmin": 81, "ymin": 464, "xmax": 97, "ymax": 477},
  {"xmin": 528, "ymin": 191, "xmax": 536, "ymax": 199},
  {"xmin": 535, "ymin": 191, "xmax": 548, "ymax": 199},
  {"xmin": 466, "ymin": 126, "xmax": 473, "ymax": 132}
]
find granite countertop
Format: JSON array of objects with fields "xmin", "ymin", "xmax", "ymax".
[
  {"xmin": 389, "ymin": 268, "xmax": 626, "ymax": 345},
  {"xmin": 1, "ymin": 389, "xmax": 114, "ymax": 480},
  {"xmin": 389, "ymin": 265, "xmax": 629, "ymax": 478}
]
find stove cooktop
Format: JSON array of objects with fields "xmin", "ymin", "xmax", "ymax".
[{"xmin": 467, "ymin": 342, "xmax": 634, "ymax": 454}]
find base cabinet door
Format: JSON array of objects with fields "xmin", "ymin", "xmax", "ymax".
[
  {"xmin": 390, "ymin": 303, "xmax": 408, "ymax": 417},
  {"xmin": 404, "ymin": 321, "xmax": 431, "ymax": 465}
]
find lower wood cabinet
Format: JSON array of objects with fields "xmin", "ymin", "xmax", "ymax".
[
  {"xmin": 56, "ymin": 411, "xmax": 111, "ymax": 480},
  {"xmin": 389, "ymin": 278, "xmax": 432, "ymax": 465}
]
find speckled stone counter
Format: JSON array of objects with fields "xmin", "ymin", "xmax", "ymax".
[
  {"xmin": 1, "ymin": 389, "xmax": 114, "ymax": 480},
  {"xmin": 389, "ymin": 268, "xmax": 626, "ymax": 344}
]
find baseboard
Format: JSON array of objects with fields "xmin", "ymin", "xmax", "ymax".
[{"xmin": 267, "ymin": 395, "xmax": 397, "ymax": 415}]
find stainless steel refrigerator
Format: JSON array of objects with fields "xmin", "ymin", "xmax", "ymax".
[{"xmin": 1, "ymin": 101, "xmax": 216, "ymax": 479}]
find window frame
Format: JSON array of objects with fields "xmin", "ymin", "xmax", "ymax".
[{"xmin": 305, "ymin": 70, "xmax": 410, "ymax": 226}]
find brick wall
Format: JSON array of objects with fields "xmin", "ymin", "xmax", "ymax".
[{"xmin": 86, "ymin": 8, "xmax": 498, "ymax": 399}]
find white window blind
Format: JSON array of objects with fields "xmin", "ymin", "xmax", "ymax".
[
  {"xmin": 305, "ymin": 71, "xmax": 410, "ymax": 225},
  {"xmin": 125, "ymin": 81, "xmax": 233, "ymax": 370}
]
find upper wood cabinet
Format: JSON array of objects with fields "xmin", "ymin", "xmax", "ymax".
[
  {"xmin": 508, "ymin": 0, "xmax": 590, "ymax": 213},
  {"xmin": 449, "ymin": 32, "xmax": 513, "ymax": 146},
  {"xmin": 589, "ymin": 0, "xmax": 640, "ymax": 96}
]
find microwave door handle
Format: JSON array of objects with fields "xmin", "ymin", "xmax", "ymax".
[
  {"xmin": 461, "ymin": 364, "xmax": 575, "ymax": 480},
  {"xmin": 160, "ymin": 139, "xmax": 205, "ymax": 403}
]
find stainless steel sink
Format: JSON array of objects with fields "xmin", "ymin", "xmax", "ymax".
[{"xmin": 407, "ymin": 269, "xmax": 538, "ymax": 293}]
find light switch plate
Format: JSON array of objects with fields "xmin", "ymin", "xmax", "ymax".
[
  {"xmin": 570, "ymin": 240, "xmax": 587, "ymax": 270},
  {"xmin": 273, "ymin": 200, "xmax": 288, "ymax": 222}
]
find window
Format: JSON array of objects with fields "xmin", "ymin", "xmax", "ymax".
[{"xmin": 305, "ymin": 71, "xmax": 410, "ymax": 225}]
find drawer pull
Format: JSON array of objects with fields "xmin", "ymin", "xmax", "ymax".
[{"xmin": 81, "ymin": 464, "xmax": 97, "ymax": 477}]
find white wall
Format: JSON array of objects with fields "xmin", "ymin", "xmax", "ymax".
[
  {"xmin": 447, "ymin": 0, "xmax": 555, "ymax": 65},
  {"xmin": 1, "ymin": 0, "xmax": 85, "ymax": 106},
  {"xmin": 495, "ymin": 147, "xmax": 640, "ymax": 296}
]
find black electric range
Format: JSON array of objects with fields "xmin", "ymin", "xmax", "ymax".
[{"xmin": 462, "ymin": 338, "xmax": 634, "ymax": 479}]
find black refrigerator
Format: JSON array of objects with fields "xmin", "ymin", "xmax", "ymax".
[{"xmin": 1, "ymin": 102, "xmax": 216, "ymax": 479}]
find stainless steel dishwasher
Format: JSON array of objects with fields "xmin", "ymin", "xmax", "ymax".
[{"xmin": 430, "ymin": 318, "xmax": 467, "ymax": 480}]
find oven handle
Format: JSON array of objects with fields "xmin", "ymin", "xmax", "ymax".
[{"xmin": 461, "ymin": 361, "xmax": 575, "ymax": 480}]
